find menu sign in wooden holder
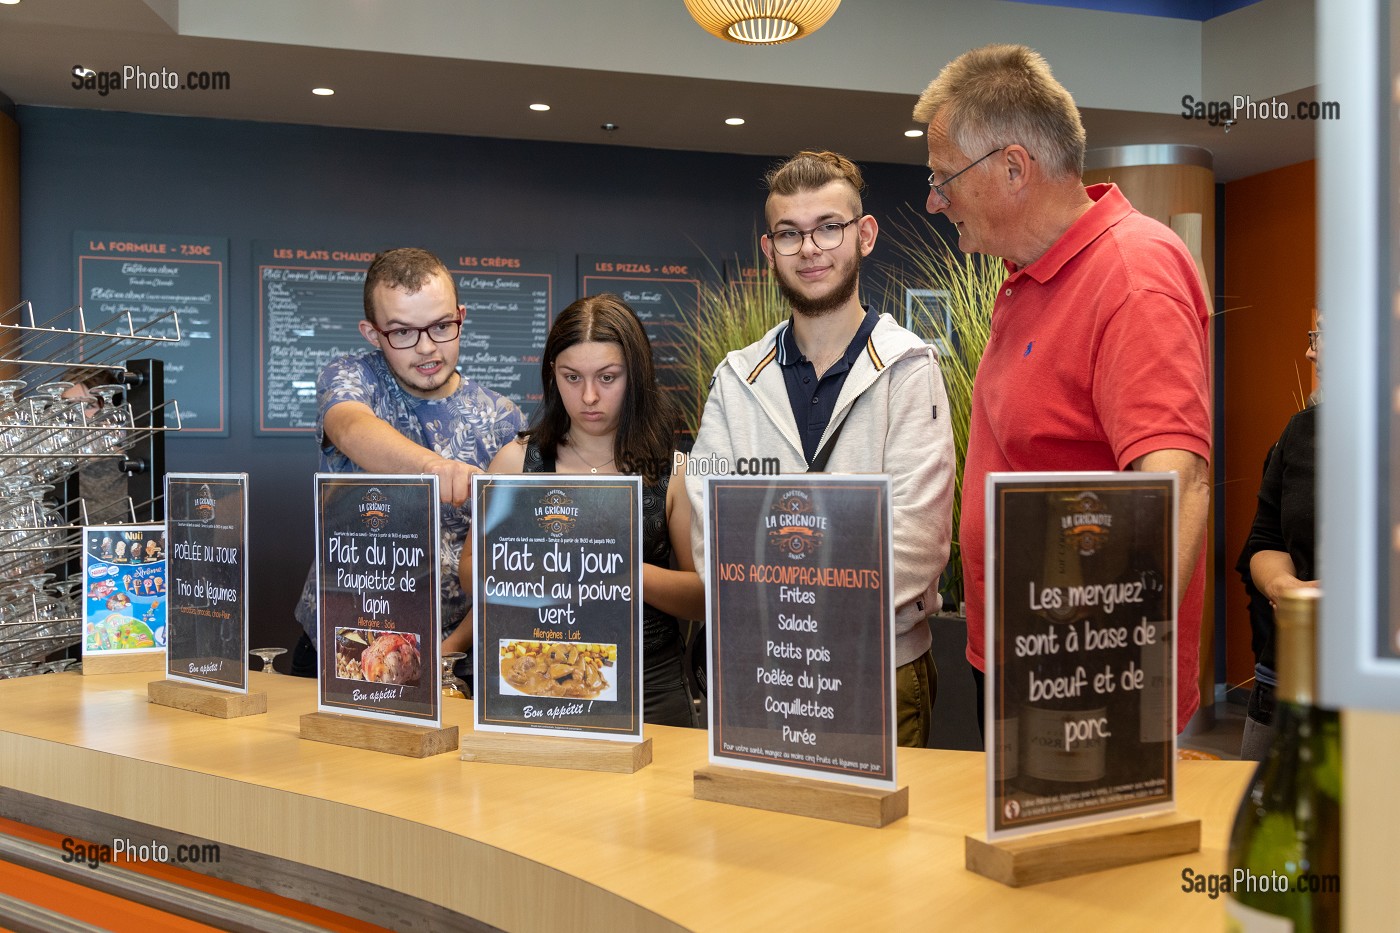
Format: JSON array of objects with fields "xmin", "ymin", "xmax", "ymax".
[
  {"xmin": 967, "ymin": 472, "xmax": 1199, "ymax": 885},
  {"xmin": 302, "ymin": 474, "xmax": 455, "ymax": 758},
  {"xmin": 465, "ymin": 475, "xmax": 649, "ymax": 773},
  {"xmin": 154, "ymin": 474, "xmax": 262, "ymax": 718},
  {"xmin": 81, "ymin": 524, "xmax": 167, "ymax": 675},
  {"xmin": 696, "ymin": 476, "xmax": 904, "ymax": 828}
]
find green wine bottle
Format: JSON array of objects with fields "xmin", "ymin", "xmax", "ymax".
[{"xmin": 1225, "ymin": 588, "xmax": 1341, "ymax": 932}]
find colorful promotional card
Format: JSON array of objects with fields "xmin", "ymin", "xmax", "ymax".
[
  {"xmin": 472, "ymin": 475, "xmax": 644, "ymax": 741},
  {"xmin": 164, "ymin": 474, "xmax": 249, "ymax": 691},
  {"xmin": 986, "ymin": 472, "xmax": 1177, "ymax": 839},
  {"xmin": 704, "ymin": 476, "xmax": 897, "ymax": 790},
  {"xmin": 315, "ymin": 474, "xmax": 441, "ymax": 726},
  {"xmin": 81, "ymin": 524, "xmax": 167, "ymax": 655}
]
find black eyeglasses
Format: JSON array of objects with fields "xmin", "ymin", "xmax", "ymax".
[
  {"xmin": 1307, "ymin": 329, "xmax": 1320, "ymax": 351},
  {"xmin": 928, "ymin": 147, "xmax": 1006, "ymax": 205},
  {"xmin": 765, "ymin": 216, "xmax": 862, "ymax": 256},
  {"xmin": 370, "ymin": 314, "xmax": 464, "ymax": 350}
]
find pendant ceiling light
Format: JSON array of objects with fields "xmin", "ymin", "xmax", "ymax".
[{"xmin": 684, "ymin": 0, "xmax": 842, "ymax": 45}]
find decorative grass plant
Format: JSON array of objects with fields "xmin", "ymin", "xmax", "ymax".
[
  {"xmin": 679, "ymin": 251, "xmax": 790, "ymax": 435},
  {"xmin": 880, "ymin": 214, "xmax": 1004, "ymax": 608}
]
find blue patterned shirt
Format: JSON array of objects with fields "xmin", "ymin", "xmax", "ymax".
[{"xmin": 294, "ymin": 350, "xmax": 525, "ymax": 640}]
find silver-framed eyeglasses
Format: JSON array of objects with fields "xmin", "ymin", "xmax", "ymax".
[
  {"xmin": 370, "ymin": 313, "xmax": 464, "ymax": 350},
  {"xmin": 765, "ymin": 216, "xmax": 862, "ymax": 256},
  {"xmin": 928, "ymin": 147, "xmax": 1005, "ymax": 205}
]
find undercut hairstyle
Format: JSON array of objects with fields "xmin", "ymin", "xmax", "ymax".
[
  {"xmin": 764, "ymin": 150, "xmax": 866, "ymax": 215},
  {"xmin": 362, "ymin": 248, "xmax": 458, "ymax": 322},
  {"xmin": 525, "ymin": 294, "xmax": 679, "ymax": 484},
  {"xmin": 913, "ymin": 44, "xmax": 1086, "ymax": 180}
]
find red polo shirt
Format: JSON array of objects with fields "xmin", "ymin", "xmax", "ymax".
[{"xmin": 961, "ymin": 183, "xmax": 1212, "ymax": 728}]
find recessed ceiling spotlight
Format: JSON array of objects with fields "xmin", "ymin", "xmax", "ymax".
[
  {"xmin": 0, "ymin": 2, "xmax": 21, "ymax": 6},
  {"xmin": 904, "ymin": 129, "xmax": 923, "ymax": 138},
  {"xmin": 312, "ymin": 87, "xmax": 335, "ymax": 96},
  {"xmin": 529, "ymin": 103, "xmax": 551, "ymax": 112},
  {"xmin": 601, "ymin": 122, "xmax": 618, "ymax": 131},
  {"xmin": 725, "ymin": 117, "xmax": 746, "ymax": 126}
]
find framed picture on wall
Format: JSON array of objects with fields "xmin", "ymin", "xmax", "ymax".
[{"xmin": 903, "ymin": 288, "xmax": 951, "ymax": 355}]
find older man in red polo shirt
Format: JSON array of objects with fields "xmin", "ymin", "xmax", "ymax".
[{"xmin": 914, "ymin": 44, "xmax": 1211, "ymax": 734}]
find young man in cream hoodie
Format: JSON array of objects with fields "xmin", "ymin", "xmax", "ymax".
[{"xmin": 687, "ymin": 150, "xmax": 956, "ymax": 747}]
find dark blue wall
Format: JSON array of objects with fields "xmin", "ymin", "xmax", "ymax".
[{"xmin": 18, "ymin": 106, "xmax": 936, "ymax": 651}]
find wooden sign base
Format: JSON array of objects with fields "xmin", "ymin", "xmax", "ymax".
[
  {"xmin": 83, "ymin": 653, "xmax": 165, "ymax": 675},
  {"xmin": 147, "ymin": 679, "xmax": 266, "ymax": 719},
  {"xmin": 460, "ymin": 731, "xmax": 652, "ymax": 773},
  {"xmin": 693, "ymin": 765, "xmax": 908, "ymax": 828},
  {"xmin": 299, "ymin": 712, "xmax": 459, "ymax": 758},
  {"xmin": 965, "ymin": 812, "xmax": 1201, "ymax": 886}
]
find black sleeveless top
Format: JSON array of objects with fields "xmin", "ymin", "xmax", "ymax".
[{"xmin": 522, "ymin": 441, "xmax": 683, "ymax": 658}]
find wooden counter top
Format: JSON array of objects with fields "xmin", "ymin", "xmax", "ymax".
[{"xmin": 0, "ymin": 672, "xmax": 1251, "ymax": 931}]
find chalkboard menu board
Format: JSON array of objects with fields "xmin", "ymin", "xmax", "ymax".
[
  {"xmin": 74, "ymin": 231, "xmax": 229, "ymax": 434},
  {"xmin": 987, "ymin": 473, "xmax": 1176, "ymax": 838},
  {"xmin": 315, "ymin": 474, "xmax": 441, "ymax": 726},
  {"xmin": 256, "ymin": 243, "xmax": 556, "ymax": 433},
  {"xmin": 578, "ymin": 254, "xmax": 701, "ymax": 405},
  {"xmin": 450, "ymin": 251, "xmax": 555, "ymax": 408},
  {"xmin": 705, "ymin": 476, "xmax": 896, "ymax": 789},
  {"xmin": 472, "ymin": 475, "xmax": 644, "ymax": 741},
  {"xmin": 165, "ymin": 473, "xmax": 249, "ymax": 692}
]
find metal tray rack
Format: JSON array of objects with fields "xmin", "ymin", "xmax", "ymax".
[{"xmin": 0, "ymin": 300, "xmax": 182, "ymax": 675}]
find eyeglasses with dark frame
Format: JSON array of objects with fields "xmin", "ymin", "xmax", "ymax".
[
  {"xmin": 370, "ymin": 313, "xmax": 465, "ymax": 350},
  {"xmin": 765, "ymin": 216, "xmax": 863, "ymax": 256},
  {"xmin": 1307, "ymin": 329, "xmax": 1321, "ymax": 351},
  {"xmin": 927, "ymin": 146, "xmax": 1006, "ymax": 205}
]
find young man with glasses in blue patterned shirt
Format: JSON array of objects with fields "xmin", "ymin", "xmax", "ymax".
[{"xmin": 290, "ymin": 248, "xmax": 524, "ymax": 674}]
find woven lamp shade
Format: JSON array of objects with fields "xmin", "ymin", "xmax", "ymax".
[{"xmin": 683, "ymin": 0, "xmax": 841, "ymax": 45}]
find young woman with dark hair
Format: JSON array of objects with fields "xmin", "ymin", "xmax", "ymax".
[{"xmin": 455, "ymin": 294, "xmax": 703, "ymax": 726}]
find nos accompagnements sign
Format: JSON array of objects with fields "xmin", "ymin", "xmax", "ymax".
[{"xmin": 705, "ymin": 476, "xmax": 896, "ymax": 789}]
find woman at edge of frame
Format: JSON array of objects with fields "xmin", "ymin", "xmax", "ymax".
[{"xmin": 446, "ymin": 293, "xmax": 704, "ymax": 726}]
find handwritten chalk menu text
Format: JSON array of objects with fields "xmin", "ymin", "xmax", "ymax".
[
  {"xmin": 316, "ymin": 474, "xmax": 441, "ymax": 726},
  {"xmin": 472, "ymin": 475, "xmax": 643, "ymax": 741},
  {"xmin": 256, "ymin": 243, "xmax": 556, "ymax": 433},
  {"xmin": 75, "ymin": 231, "xmax": 228, "ymax": 434},
  {"xmin": 705, "ymin": 477, "xmax": 896, "ymax": 788},
  {"xmin": 452, "ymin": 252, "xmax": 555, "ymax": 406},
  {"xmin": 987, "ymin": 474, "xmax": 1176, "ymax": 838},
  {"xmin": 256, "ymin": 242, "xmax": 377, "ymax": 433},
  {"xmin": 165, "ymin": 474, "xmax": 249, "ymax": 691},
  {"xmin": 578, "ymin": 255, "xmax": 700, "ymax": 402}
]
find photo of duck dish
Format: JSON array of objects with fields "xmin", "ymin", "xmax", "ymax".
[
  {"xmin": 334, "ymin": 628, "xmax": 422, "ymax": 686},
  {"xmin": 498, "ymin": 640, "xmax": 616, "ymax": 702}
]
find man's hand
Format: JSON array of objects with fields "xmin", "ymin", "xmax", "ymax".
[
  {"xmin": 422, "ymin": 457, "xmax": 482, "ymax": 507},
  {"xmin": 324, "ymin": 401, "xmax": 483, "ymax": 506}
]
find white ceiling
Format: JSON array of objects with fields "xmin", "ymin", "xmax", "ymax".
[{"xmin": 0, "ymin": 0, "xmax": 1319, "ymax": 182}]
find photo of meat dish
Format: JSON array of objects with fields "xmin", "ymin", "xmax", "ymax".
[
  {"xmin": 499, "ymin": 641, "xmax": 614, "ymax": 701},
  {"xmin": 359, "ymin": 632, "xmax": 421, "ymax": 686}
]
